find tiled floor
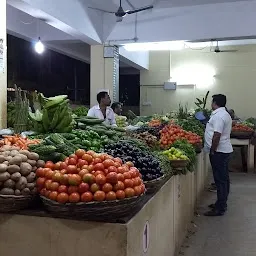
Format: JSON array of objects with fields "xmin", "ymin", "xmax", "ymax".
[{"xmin": 181, "ymin": 173, "xmax": 256, "ymax": 256}]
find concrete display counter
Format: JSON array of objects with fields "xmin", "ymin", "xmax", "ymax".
[{"xmin": 0, "ymin": 153, "xmax": 208, "ymax": 256}]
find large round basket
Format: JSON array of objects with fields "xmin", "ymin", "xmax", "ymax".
[
  {"xmin": 231, "ymin": 131, "xmax": 254, "ymax": 139},
  {"xmin": 144, "ymin": 174, "xmax": 172, "ymax": 194},
  {"xmin": 41, "ymin": 194, "xmax": 145, "ymax": 222},
  {"xmin": 170, "ymin": 160, "xmax": 189, "ymax": 169},
  {"xmin": 0, "ymin": 195, "xmax": 35, "ymax": 213}
]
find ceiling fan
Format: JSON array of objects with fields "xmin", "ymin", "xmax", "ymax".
[
  {"xmin": 88, "ymin": 0, "xmax": 154, "ymax": 22},
  {"xmin": 211, "ymin": 41, "xmax": 238, "ymax": 53}
]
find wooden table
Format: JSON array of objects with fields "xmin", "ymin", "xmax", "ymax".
[{"xmin": 231, "ymin": 138, "xmax": 255, "ymax": 172}]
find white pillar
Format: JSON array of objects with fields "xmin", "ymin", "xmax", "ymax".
[
  {"xmin": 0, "ymin": 0, "xmax": 7, "ymax": 128},
  {"xmin": 90, "ymin": 45, "xmax": 119, "ymax": 107}
]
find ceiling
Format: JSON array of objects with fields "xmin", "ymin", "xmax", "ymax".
[{"xmin": 6, "ymin": 0, "xmax": 256, "ymax": 68}]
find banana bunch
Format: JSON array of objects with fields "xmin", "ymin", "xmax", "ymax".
[{"xmin": 29, "ymin": 95, "xmax": 74, "ymax": 133}]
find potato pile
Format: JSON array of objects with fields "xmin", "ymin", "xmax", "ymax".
[{"xmin": 0, "ymin": 145, "xmax": 45, "ymax": 196}]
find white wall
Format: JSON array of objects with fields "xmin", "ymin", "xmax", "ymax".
[{"xmin": 140, "ymin": 45, "xmax": 256, "ymax": 119}]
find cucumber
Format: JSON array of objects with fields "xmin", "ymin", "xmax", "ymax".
[
  {"xmin": 77, "ymin": 118, "xmax": 104, "ymax": 125},
  {"xmin": 112, "ymin": 127, "xmax": 126, "ymax": 132},
  {"xmin": 61, "ymin": 133, "xmax": 77, "ymax": 140},
  {"xmin": 84, "ymin": 116, "xmax": 99, "ymax": 119},
  {"xmin": 33, "ymin": 145, "xmax": 57, "ymax": 155}
]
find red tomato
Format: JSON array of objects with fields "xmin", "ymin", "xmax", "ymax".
[
  {"xmin": 94, "ymin": 170, "xmax": 105, "ymax": 176},
  {"xmin": 103, "ymin": 159, "xmax": 115, "ymax": 168},
  {"xmin": 57, "ymin": 192, "xmax": 69, "ymax": 204},
  {"xmin": 59, "ymin": 174, "xmax": 69, "ymax": 185},
  {"xmin": 69, "ymin": 154, "xmax": 78, "ymax": 160},
  {"xmin": 82, "ymin": 154, "xmax": 93, "ymax": 163},
  {"xmin": 130, "ymin": 167, "xmax": 140, "ymax": 177},
  {"xmin": 116, "ymin": 190, "xmax": 125, "ymax": 199},
  {"xmin": 45, "ymin": 169, "xmax": 54, "ymax": 180},
  {"xmin": 36, "ymin": 167, "xmax": 46, "ymax": 177},
  {"xmin": 87, "ymin": 165, "xmax": 94, "ymax": 172},
  {"xmin": 94, "ymin": 163, "xmax": 105, "ymax": 171},
  {"xmin": 45, "ymin": 161, "xmax": 55, "ymax": 169},
  {"xmin": 40, "ymin": 188, "xmax": 47, "ymax": 196},
  {"xmin": 78, "ymin": 183, "xmax": 90, "ymax": 193},
  {"xmin": 123, "ymin": 172, "xmax": 131, "ymax": 179},
  {"xmin": 68, "ymin": 186, "xmax": 79, "ymax": 194},
  {"xmin": 117, "ymin": 173, "xmax": 125, "ymax": 181},
  {"xmin": 58, "ymin": 185, "xmax": 68, "ymax": 193},
  {"xmin": 106, "ymin": 172, "xmax": 118, "ymax": 184},
  {"xmin": 52, "ymin": 172, "xmax": 62, "ymax": 183},
  {"xmin": 49, "ymin": 191, "xmax": 58, "ymax": 201},
  {"xmin": 77, "ymin": 159, "xmax": 88, "ymax": 168},
  {"xmin": 87, "ymin": 150, "xmax": 96, "ymax": 156},
  {"xmin": 75, "ymin": 149, "xmax": 86, "ymax": 158},
  {"xmin": 114, "ymin": 157, "xmax": 123, "ymax": 164},
  {"xmin": 106, "ymin": 191, "xmax": 117, "ymax": 201},
  {"xmin": 54, "ymin": 162, "xmax": 61, "ymax": 170},
  {"xmin": 124, "ymin": 179, "xmax": 134, "ymax": 188},
  {"xmin": 79, "ymin": 169, "xmax": 89, "ymax": 177},
  {"xmin": 50, "ymin": 181, "xmax": 59, "ymax": 191},
  {"xmin": 45, "ymin": 190, "xmax": 51, "ymax": 198},
  {"xmin": 134, "ymin": 186, "xmax": 142, "ymax": 196},
  {"xmin": 133, "ymin": 177, "xmax": 142, "ymax": 186},
  {"xmin": 67, "ymin": 165, "xmax": 78, "ymax": 174},
  {"xmin": 140, "ymin": 184, "xmax": 146, "ymax": 193},
  {"xmin": 125, "ymin": 188, "xmax": 135, "ymax": 198},
  {"xmin": 95, "ymin": 174, "xmax": 107, "ymax": 185},
  {"xmin": 81, "ymin": 191, "xmax": 93, "ymax": 202},
  {"xmin": 68, "ymin": 158, "xmax": 77, "ymax": 166},
  {"xmin": 60, "ymin": 162, "xmax": 68, "ymax": 170},
  {"xmin": 45, "ymin": 180, "xmax": 52, "ymax": 190},
  {"xmin": 114, "ymin": 162, "xmax": 122, "ymax": 168},
  {"xmin": 93, "ymin": 191, "xmax": 106, "ymax": 201},
  {"xmin": 102, "ymin": 183, "xmax": 113, "ymax": 193},
  {"xmin": 98, "ymin": 154, "xmax": 106, "ymax": 161},
  {"xmin": 83, "ymin": 173, "xmax": 95, "ymax": 184},
  {"xmin": 68, "ymin": 174, "xmax": 82, "ymax": 186},
  {"xmin": 69, "ymin": 192, "xmax": 80, "ymax": 203},
  {"xmin": 36, "ymin": 177, "xmax": 46, "ymax": 188},
  {"xmin": 113, "ymin": 181, "xmax": 125, "ymax": 191},
  {"xmin": 90, "ymin": 183, "xmax": 100, "ymax": 193},
  {"xmin": 117, "ymin": 166, "xmax": 125, "ymax": 173},
  {"xmin": 108, "ymin": 166, "xmax": 117, "ymax": 173},
  {"xmin": 129, "ymin": 170, "xmax": 137, "ymax": 178}
]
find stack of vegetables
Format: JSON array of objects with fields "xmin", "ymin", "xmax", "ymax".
[
  {"xmin": 29, "ymin": 94, "xmax": 74, "ymax": 133},
  {"xmin": 175, "ymin": 119, "xmax": 205, "ymax": 138},
  {"xmin": 37, "ymin": 150, "xmax": 145, "ymax": 203},
  {"xmin": 232, "ymin": 123, "xmax": 254, "ymax": 132},
  {"xmin": 162, "ymin": 147, "xmax": 189, "ymax": 161},
  {"xmin": 159, "ymin": 124, "xmax": 202, "ymax": 149},
  {"xmin": 72, "ymin": 106, "xmax": 89, "ymax": 117},
  {"xmin": 0, "ymin": 145, "xmax": 45, "ymax": 196},
  {"xmin": 104, "ymin": 141, "xmax": 164, "ymax": 181}
]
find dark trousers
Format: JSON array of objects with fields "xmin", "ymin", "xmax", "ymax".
[{"xmin": 209, "ymin": 152, "xmax": 231, "ymax": 212}]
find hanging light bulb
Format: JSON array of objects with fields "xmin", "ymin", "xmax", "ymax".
[{"xmin": 35, "ymin": 37, "xmax": 45, "ymax": 54}]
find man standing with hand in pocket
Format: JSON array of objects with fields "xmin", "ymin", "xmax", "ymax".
[{"xmin": 204, "ymin": 94, "xmax": 233, "ymax": 216}]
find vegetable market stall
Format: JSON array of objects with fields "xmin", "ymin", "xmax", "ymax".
[{"xmin": 0, "ymin": 152, "xmax": 208, "ymax": 256}]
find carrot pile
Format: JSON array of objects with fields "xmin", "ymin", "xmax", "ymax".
[{"xmin": 0, "ymin": 135, "xmax": 41, "ymax": 150}]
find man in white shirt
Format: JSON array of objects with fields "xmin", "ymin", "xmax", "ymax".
[
  {"xmin": 87, "ymin": 91, "xmax": 117, "ymax": 126},
  {"xmin": 204, "ymin": 94, "xmax": 233, "ymax": 216}
]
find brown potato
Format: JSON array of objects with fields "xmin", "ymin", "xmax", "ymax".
[
  {"xmin": 0, "ymin": 188, "xmax": 14, "ymax": 195},
  {"xmin": 14, "ymin": 189, "xmax": 21, "ymax": 196},
  {"xmin": 36, "ymin": 160, "xmax": 45, "ymax": 168},
  {"xmin": 15, "ymin": 176, "xmax": 27, "ymax": 190},
  {"xmin": 7, "ymin": 165, "xmax": 20, "ymax": 174},
  {"xmin": 20, "ymin": 162, "xmax": 32, "ymax": 176},
  {"xmin": 17, "ymin": 154, "xmax": 28, "ymax": 162},
  {"xmin": 9, "ymin": 155, "xmax": 23, "ymax": 166},
  {"xmin": 26, "ymin": 172, "xmax": 36, "ymax": 183},
  {"xmin": 21, "ymin": 188, "xmax": 30, "ymax": 195},
  {"xmin": 27, "ymin": 159, "xmax": 37, "ymax": 167},
  {"xmin": 0, "ymin": 163, "xmax": 8, "ymax": 173},
  {"xmin": 0, "ymin": 172, "xmax": 11, "ymax": 182},
  {"xmin": 28, "ymin": 152, "xmax": 39, "ymax": 161},
  {"xmin": 11, "ymin": 172, "xmax": 22, "ymax": 181},
  {"xmin": 0, "ymin": 155, "xmax": 6, "ymax": 163},
  {"xmin": 3, "ymin": 179, "xmax": 16, "ymax": 189}
]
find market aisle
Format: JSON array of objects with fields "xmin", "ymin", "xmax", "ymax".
[{"xmin": 181, "ymin": 173, "xmax": 256, "ymax": 256}]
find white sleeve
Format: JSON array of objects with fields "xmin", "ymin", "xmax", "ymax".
[
  {"xmin": 213, "ymin": 116, "xmax": 225, "ymax": 134},
  {"xmin": 87, "ymin": 108, "xmax": 95, "ymax": 117}
]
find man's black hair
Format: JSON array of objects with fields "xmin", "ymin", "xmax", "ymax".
[
  {"xmin": 212, "ymin": 94, "xmax": 227, "ymax": 107},
  {"xmin": 97, "ymin": 91, "xmax": 108, "ymax": 104},
  {"xmin": 111, "ymin": 102, "xmax": 121, "ymax": 111}
]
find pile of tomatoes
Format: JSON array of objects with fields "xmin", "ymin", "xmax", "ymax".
[
  {"xmin": 232, "ymin": 123, "xmax": 253, "ymax": 132},
  {"xmin": 160, "ymin": 124, "xmax": 202, "ymax": 148},
  {"xmin": 36, "ymin": 150, "xmax": 145, "ymax": 204}
]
